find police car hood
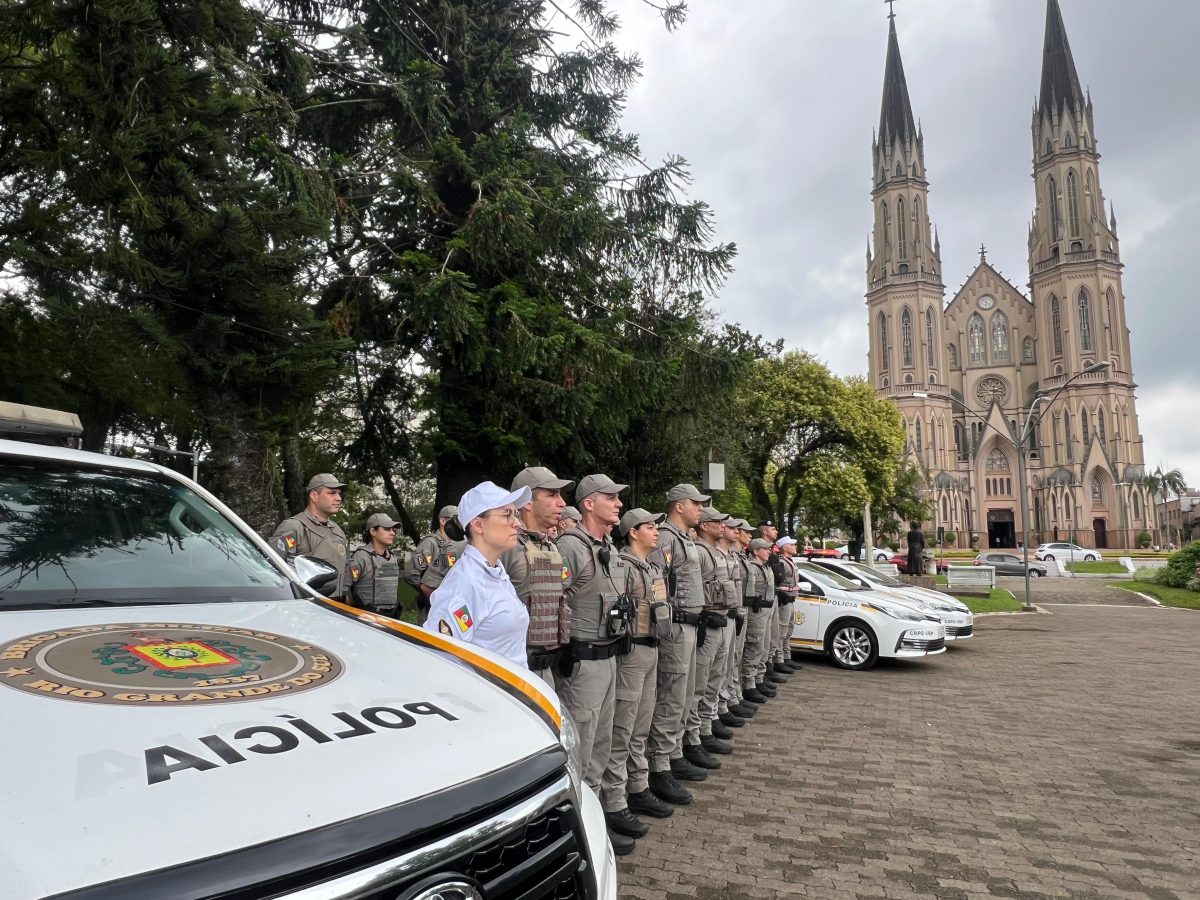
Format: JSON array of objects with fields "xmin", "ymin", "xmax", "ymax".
[
  {"xmin": 876, "ymin": 583, "xmax": 971, "ymax": 612},
  {"xmin": 0, "ymin": 599, "xmax": 561, "ymax": 899}
]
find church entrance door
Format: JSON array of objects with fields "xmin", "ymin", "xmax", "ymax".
[
  {"xmin": 1093, "ymin": 518, "xmax": 1108, "ymax": 549},
  {"xmin": 987, "ymin": 509, "xmax": 1016, "ymax": 548}
]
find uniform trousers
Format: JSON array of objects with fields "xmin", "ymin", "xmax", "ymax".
[
  {"xmin": 718, "ymin": 616, "xmax": 746, "ymax": 712},
  {"xmin": 601, "ymin": 642, "xmax": 658, "ymax": 810},
  {"xmin": 647, "ymin": 622, "xmax": 697, "ymax": 770},
  {"xmin": 685, "ymin": 619, "xmax": 728, "ymax": 743},
  {"xmin": 558, "ymin": 654, "xmax": 617, "ymax": 792},
  {"xmin": 740, "ymin": 604, "xmax": 775, "ymax": 688},
  {"xmin": 773, "ymin": 600, "xmax": 794, "ymax": 663}
]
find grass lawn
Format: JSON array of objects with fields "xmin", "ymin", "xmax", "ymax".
[
  {"xmin": 1067, "ymin": 560, "xmax": 1127, "ymax": 574},
  {"xmin": 956, "ymin": 589, "xmax": 1023, "ymax": 613},
  {"xmin": 1105, "ymin": 581, "xmax": 1200, "ymax": 610}
]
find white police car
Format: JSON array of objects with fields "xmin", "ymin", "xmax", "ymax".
[
  {"xmin": 806, "ymin": 558, "xmax": 975, "ymax": 641},
  {"xmin": 790, "ymin": 561, "xmax": 946, "ymax": 670},
  {"xmin": 0, "ymin": 428, "xmax": 615, "ymax": 900}
]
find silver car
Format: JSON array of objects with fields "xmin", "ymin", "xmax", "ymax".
[{"xmin": 1034, "ymin": 542, "xmax": 1102, "ymax": 563}]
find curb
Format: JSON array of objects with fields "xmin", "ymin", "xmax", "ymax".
[{"xmin": 975, "ymin": 605, "xmax": 1049, "ymax": 617}]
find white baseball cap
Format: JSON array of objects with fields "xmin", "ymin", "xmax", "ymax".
[
  {"xmin": 776, "ymin": 536, "xmax": 797, "ymax": 548},
  {"xmin": 458, "ymin": 481, "xmax": 532, "ymax": 524}
]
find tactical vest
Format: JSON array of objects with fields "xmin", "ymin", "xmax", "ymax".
[
  {"xmin": 657, "ymin": 522, "xmax": 704, "ymax": 612},
  {"xmin": 275, "ymin": 513, "xmax": 349, "ymax": 596},
  {"xmin": 775, "ymin": 553, "xmax": 798, "ymax": 602},
  {"xmin": 350, "ymin": 548, "xmax": 401, "ymax": 612},
  {"xmin": 724, "ymin": 545, "xmax": 744, "ymax": 609},
  {"xmin": 739, "ymin": 554, "xmax": 766, "ymax": 602},
  {"xmin": 694, "ymin": 542, "xmax": 730, "ymax": 611},
  {"xmin": 621, "ymin": 549, "xmax": 671, "ymax": 639},
  {"xmin": 404, "ymin": 532, "xmax": 440, "ymax": 588},
  {"xmin": 559, "ymin": 527, "xmax": 630, "ymax": 644},
  {"xmin": 514, "ymin": 531, "xmax": 571, "ymax": 649}
]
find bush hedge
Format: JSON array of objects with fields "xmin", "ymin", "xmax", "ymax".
[
  {"xmin": 1154, "ymin": 541, "xmax": 1200, "ymax": 591},
  {"xmin": 1136, "ymin": 531, "xmax": 1152, "ymax": 549}
]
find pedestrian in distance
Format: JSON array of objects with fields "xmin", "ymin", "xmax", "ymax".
[
  {"xmin": 423, "ymin": 482, "xmax": 532, "ymax": 668},
  {"xmin": 272, "ymin": 473, "xmax": 350, "ymax": 599},
  {"xmin": 349, "ymin": 513, "xmax": 403, "ymax": 616},
  {"xmin": 906, "ymin": 521, "xmax": 926, "ymax": 576}
]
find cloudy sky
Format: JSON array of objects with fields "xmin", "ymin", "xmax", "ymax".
[{"xmin": 603, "ymin": 0, "xmax": 1200, "ymax": 485}]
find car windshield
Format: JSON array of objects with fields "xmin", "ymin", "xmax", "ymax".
[
  {"xmin": 796, "ymin": 562, "xmax": 865, "ymax": 591},
  {"xmin": 0, "ymin": 459, "xmax": 295, "ymax": 609},
  {"xmin": 835, "ymin": 561, "xmax": 904, "ymax": 588}
]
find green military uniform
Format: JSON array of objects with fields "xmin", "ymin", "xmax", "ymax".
[
  {"xmin": 272, "ymin": 510, "xmax": 349, "ymax": 597},
  {"xmin": 349, "ymin": 547, "xmax": 401, "ymax": 615}
]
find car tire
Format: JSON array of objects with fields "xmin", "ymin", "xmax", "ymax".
[
  {"xmin": 1083, "ymin": 554, "xmax": 1096, "ymax": 562},
  {"xmin": 1029, "ymin": 569, "xmax": 1042, "ymax": 578},
  {"xmin": 1043, "ymin": 554, "xmax": 1055, "ymax": 562},
  {"xmin": 828, "ymin": 621, "xmax": 878, "ymax": 671},
  {"xmin": 840, "ymin": 553, "xmax": 849, "ymax": 559}
]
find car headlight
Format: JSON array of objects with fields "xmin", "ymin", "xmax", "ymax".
[
  {"xmin": 872, "ymin": 604, "xmax": 925, "ymax": 621},
  {"xmin": 559, "ymin": 707, "xmax": 584, "ymax": 795}
]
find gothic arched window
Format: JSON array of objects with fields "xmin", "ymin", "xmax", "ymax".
[
  {"xmin": 878, "ymin": 312, "xmax": 889, "ymax": 371},
  {"xmin": 942, "ymin": 496, "xmax": 949, "ymax": 521},
  {"xmin": 1048, "ymin": 175, "xmax": 1062, "ymax": 243},
  {"xmin": 881, "ymin": 202, "xmax": 890, "ymax": 259},
  {"xmin": 1064, "ymin": 411, "xmax": 1074, "ymax": 461},
  {"xmin": 1098, "ymin": 407, "xmax": 1106, "ymax": 443},
  {"xmin": 948, "ymin": 343, "xmax": 958, "ymax": 370},
  {"xmin": 1063, "ymin": 133, "xmax": 1074, "ymax": 148},
  {"xmin": 1091, "ymin": 476, "xmax": 1102, "ymax": 503},
  {"xmin": 925, "ymin": 308, "xmax": 936, "ymax": 368},
  {"xmin": 897, "ymin": 197, "xmax": 907, "ymax": 259},
  {"xmin": 1086, "ymin": 170, "xmax": 1096, "ymax": 221},
  {"xmin": 1133, "ymin": 492, "xmax": 1142, "ymax": 521},
  {"xmin": 967, "ymin": 314, "xmax": 986, "ymax": 365},
  {"xmin": 901, "ymin": 308, "xmax": 913, "ymax": 367},
  {"xmin": 1078, "ymin": 289, "xmax": 1093, "ymax": 351},
  {"xmin": 1106, "ymin": 287, "xmax": 1116, "ymax": 349},
  {"xmin": 930, "ymin": 419, "xmax": 937, "ymax": 458},
  {"xmin": 915, "ymin": 419, "xmax": 923, "ymax": 453},
  {"xmin": 1022, "ymin": 336, "xmax": 1035, "ymax": 364},
  {"xmin": 1067, "ymin": 170, "xmax": 1081, "ymax": 238},
  {"xmin": 990, "ymin": 311, "xmax": 1010, "ymax": 362},
  {"xmin": 1050, "ymin": 295, "xmax": 1063, "ymax": 356},
  {"xmin": 895, "ymin": 161, "xmax": 904, "ymax": 177},
  {"xmin": 1081, "ymin": 408, "xmax": 1090, "ymax": 442}
]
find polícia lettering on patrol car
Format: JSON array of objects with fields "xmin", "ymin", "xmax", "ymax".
[
  {"xmin": 144, "ymin": 702, "xmax": 459, "ymax": 784},
  {"xmin": 0, "ymin": 624, "xmax": 343, "ymax": 706},
  {"xmin": 828, "ymin": 599, "xmax": 859, "ymax": 608}
]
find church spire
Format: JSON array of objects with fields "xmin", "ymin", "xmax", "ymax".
[
  {"xmin": 879, "ymin": 15, "xmax": 917, "ymax": 149},
  {"xmin": 1038, "ymin": 0, "xmax": 1084, "ymax": 119}
]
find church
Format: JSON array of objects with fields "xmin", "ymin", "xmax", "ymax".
[{"xmin": 865, "ymin": 0, "xmax": 1156, "ymax": 551}]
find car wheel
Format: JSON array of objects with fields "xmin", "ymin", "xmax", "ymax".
[
  {"xmin": 1043, "ymin": 554, "xmax": 1055, "ymax": 562},
  {"xmin": 1029, "ymin": 569, "xmax": 1042, "ymax": 578},
  {"xmin": 840, "ymin": 553, "xmax": 849, "ymax": 559},
  {"xmin": 1083, "ymin": 554, "xmax": 1096, "ymax": 562},
  {"xmin": 828, "ymin": 622, "xmax": 878, "ymax": 671}
]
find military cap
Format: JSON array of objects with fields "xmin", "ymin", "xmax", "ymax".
[
  {"xmin": 665, "ymin": 483, "xmax": 711, "ymax": 504},
  {"xmin": 306, "ymin": 473, "xmax": 346, "ymax": 491},
  {"xmin": 698, "ymin": 507, "xmax": 730, "ymax": 524},
  {"xmin": 366, "ymin": 513, "xmax": 399, "ymax": 529},
  {"xmin": 437, "ymin": 505, "xmax": 459, "ymax": 520},
  {"xmin": 575, "ymin": 473, "xmax": 628, "ymax": 502},
  {"xmin": 750, "ymin": 538, "xmax": 773, "ymax": 551},
  {"xmin": 511, "ymin": 466, "xmax": 574, "ymax": 493},
  {"xmin": 619, "ymin": 508, "xmax": 665, "ymax": 537},
  {"xmin": 560, "ymin": 506, "xmax": 582, "ymax": 522},
  {"xmin": 732, "ymin": 518, "xmax": 753, "ymax": 532}
]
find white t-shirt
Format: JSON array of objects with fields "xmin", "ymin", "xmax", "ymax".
[{"xmin": 424, "ymin": 544, "xmax": 531, "ymax": 668}]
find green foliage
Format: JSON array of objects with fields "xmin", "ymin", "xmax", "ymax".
[
  {"xmin": 1137, "ymin": 531, "xmax": 1152, "ymax": 548},
  {"xmin": 943, "ymin": 531, "xmax": 957, "ymax": 543},
  {"xmin": 1154, "ymin": 541, "xmax": 1200, "ymax": 590}
]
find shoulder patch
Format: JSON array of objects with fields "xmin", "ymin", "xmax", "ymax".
[
  {"xmin": 350, "ymin": 564, "xmax": 362, "ymax": 581},
  {"xmin": 438, "ymin": 619, "xmax": 453, "ymax": 636},
  {"xmin": 446, "ymin": 553, "xmax": 458, "ymax": 567},
  {"xmin": 453, "ymin": 605, "xmax": 473, "ymax": 632},
  {"xmin": 562, "ymin": 564, "xmax": 570, "ymax": 581},
  {"xmin": 424, "ymin": 553, "xmax": 433, "ymax": 565}
]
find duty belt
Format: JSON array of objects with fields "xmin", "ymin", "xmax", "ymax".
[
  {"xmin": 747, "ymin": 597, "xmax": 773, "ymax": 612},
  {"xmin": 672, "ymin": 609, "xmax": 702, "ymax": 627},
  {"xmin": 527, "ymin": 646, "xmax": 565, "ymax": 670},
  {"xmin": 569, "ymin": 638, "xmax": 627, "ymax": 661},
  {"xmin": 631, "ymin": 636, "xmax": 658, "ymax": 648},
  {"xmin": 701, "ymin": 610, "xmax": 729, "ymax": 628}
]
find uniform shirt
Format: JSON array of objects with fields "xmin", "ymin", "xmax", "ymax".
[
  {"xmin": 424, "ymin": 544, "xmax": 530, "ymax": 668},
  {"xmin": 272, "ymin": 511, "xmax": 349, "ymax": 596},
  {"xmin": 349, "ymin": 547, "xmax": 400, "ymax": 612},
  {"xmin": 406, "ymin": 532, "xmax": 444, "ymax": 589},
  {"xmin": 421, "ymin": 539, "xmax": 468, "ymax": 594}
]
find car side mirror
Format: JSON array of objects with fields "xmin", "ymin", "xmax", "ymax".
[
  {"xmin": 797, "ymin": 580, "xmax": 820, "ymax": 596},
  {"xmin": 293, "ymin": 555, "xmax": 340, "ymax": 595}
]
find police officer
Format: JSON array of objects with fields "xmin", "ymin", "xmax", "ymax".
[
  {"xmin": 740, "ymin": 538, "xmax": 776, "ymax": 705},
  {"xmin": 645, "ymin": 483, "xmax": 709, "ymax": 806},
  {"xmin": 272, "ymin": 474, "xmax": 350, "ymax": 598},
  {"xmin": 602, "ymin": 508, "xmax": 674, "ymax": 841},
  {"xmin": 500, "ymin": 467, "xmax": 574, "ymax": 685},
  {"xmin": 768, "ymin": 537, "xmax": 801, "ymax": 689},
  {"xmin": 558, "ymin": 506, "xmax": 581, "ymax": 535},
  {"xmin": 349, "ymin": 513, "xmax": 403, "ymax": 615},
  {"xmin": 686, "ymin": 507, "xmax": 734, "ymax": 767},
  {"xmin": 406, "ymin": 505, "xmax": 459, "ymax": 620},
  {"xmin": 556, "ymin": 474, "xmax": 633, "ymax": 856},
  {"xmin": 718, "ymin": 519, "xmax": 754, "ymax": 726}
]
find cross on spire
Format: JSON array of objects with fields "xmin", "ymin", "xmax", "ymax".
[
  {"xmin": 885, "ymin": 0, "xmax": 897, "ymax": 20},
  {"xmin": 979, "ymin": 243, "xmax": 987, "ymax": 263}
]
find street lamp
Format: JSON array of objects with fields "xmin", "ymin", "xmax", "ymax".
[{"xmin": 915, "ymin": 360, "xmax": 1109, "ymax": 609}]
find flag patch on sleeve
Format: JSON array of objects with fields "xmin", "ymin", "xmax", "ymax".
[{"xmin": 453, "ymin": 606, "xmax": 473, "ymax": 632}]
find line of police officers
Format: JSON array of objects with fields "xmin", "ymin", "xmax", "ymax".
[{"xmin": 271, "ymin": 469, "xmax": 806, "ymax": 857}]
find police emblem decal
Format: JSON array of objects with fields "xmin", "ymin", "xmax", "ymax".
[
  {"xmin": 0, "ymin": 624, "xmax": 343, "ymax": 706},
  {"xmin": 438, "ymin": 619, "xmax": 453, "ymax": 636}
]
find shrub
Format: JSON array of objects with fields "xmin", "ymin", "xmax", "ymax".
[
  {"xmin": 1154, "ymin": 541, "xmax": 1200, "ymax": 589},
  {"xmin": 1136, "ymin": 531, "xmax": 1152, "ymax": 549},
  {"xmin": 943, "ymin": 531, "xmax": 957, "ymax": 544}
]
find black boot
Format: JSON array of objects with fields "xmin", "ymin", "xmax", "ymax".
[
  {"xmin": 647, "ymin": 772, "xmax": 693, "ymax": 805},
  {"xmin": 711, "ymin": 720, "xmax": 734, "ymax": 740},
  {"xmin": 741, "ymin": 688, "xmax": 768, "ymax": 704},
  {"xmin": 731, "ymin": 701, "xmax": 758, "ymax": 717},
  {"xmin": 766, "ymin": 671, "xmax": 787, "ymax": 684},
  {"xmin": 756, "ymin": 681, "xmax": 778, "ymax": 697},
  {"xmin": 630, "ymin": 787, "xmax": 678, "ymax": 816},
  {"xmin": 670, "ymin": 756, "xmax": 708, "ymax": 782},
  {"xmin": 719, "ymin": 711, "xmax": 745, "ymax": 728},
  {"xmin": 609, "ymin": 830, "xmax": 636, "ymax": 856},
  {"xmin": 683, "ymin": 741, "xmax": 721, "ymax": 769},
  {"xmin": 701, "ymin": 734, "xmax": 734, "ymax": 755},
  {"xmin": 606, "ymin": 807, "xmax": 649, "ymax": 838},
  {"xmin": 774, "ymin": 662, "xmax": 796, "ymax": 675}
]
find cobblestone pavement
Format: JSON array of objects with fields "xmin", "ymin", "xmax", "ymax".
[{"xmin": 617, "ymin": 583, "xmax": 1200, "ymax": 899}]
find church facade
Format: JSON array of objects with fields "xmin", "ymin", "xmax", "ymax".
[{"xmin": 865, "ymin": 0, "xmax": 1156, "ymax": 550}]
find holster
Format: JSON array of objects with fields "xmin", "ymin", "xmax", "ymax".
[{"xmin": 731, "ymin": 609, "xmax": 746, "ymax": 635}]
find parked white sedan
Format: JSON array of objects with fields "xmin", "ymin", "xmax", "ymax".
[
  {"xmin": 806, "ymin": 558, "xmax": 974, "ymax": 641},
  {"xmin": 790, "ymin": 562, "xmax": 946, "ymax": 671},
  {"xmin": 836, "ymin": 544, "xmax": 891, "ymax": 562},
  {"xmin": 1034, "ymin": 542, "xmax": 1102, "ymax": 563}
]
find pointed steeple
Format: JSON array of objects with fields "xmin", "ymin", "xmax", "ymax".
[
  {"xmin": 879, "ymin": 15, "xmax": 917, "ymax": 149},
  {"xmin": 1038, "ymin": 0, "xmax": 1084, "ymax": 119}
]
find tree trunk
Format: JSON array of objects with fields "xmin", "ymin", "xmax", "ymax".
[
  {"xmin": 281, "ymin": 424, "xmax": 306, "ymax": 517},
  {"xmin": 201, "ymin": 392, "xmax": 283, "ymax": 535}
]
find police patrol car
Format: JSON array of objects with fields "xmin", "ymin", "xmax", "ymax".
[
  {"xmin": 0, "ymin": 409, "xmax": 615, "ymax": 900},
  {"xmin": 805, "ymin": 558, "xmax": 975, "ymax": 641},
  {"xmin": 790, "ymin": 561, "xmax": 947, "ymax": 670}
]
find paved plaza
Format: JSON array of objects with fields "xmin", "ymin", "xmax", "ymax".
[{"xmin": 617, "ymin": 579, "xmax": 1200, "ymax": 899}]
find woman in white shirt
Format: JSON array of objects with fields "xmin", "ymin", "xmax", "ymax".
[{"xmin": 423, "ymin": 481, "xmax": 532, "ymax": 667}]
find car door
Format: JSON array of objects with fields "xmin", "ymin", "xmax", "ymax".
[
  {"xmin": 791, "ymin": 576, "xmax": 824, "ymax": 644},
  {"xmin": 996, "ymin": 553, "xmax": 1024, "ymax": 575}
]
